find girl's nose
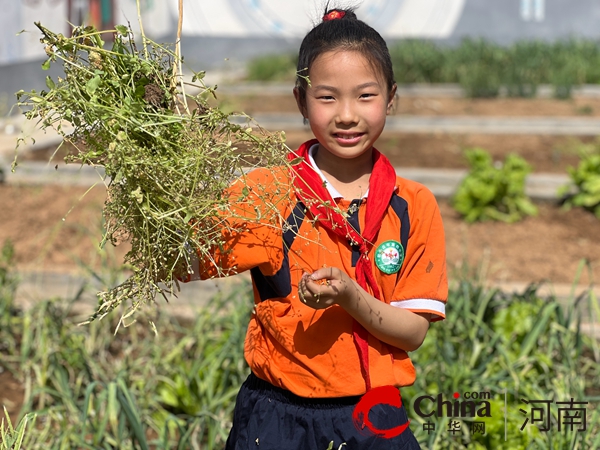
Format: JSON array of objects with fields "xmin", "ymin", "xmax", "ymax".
[{"xmin": 335, "ymin": 101, "xmax": 358, "ymax": 125}]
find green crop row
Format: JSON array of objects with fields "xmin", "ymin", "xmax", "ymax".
[
  {"xmin": 391, "ymin": 38, "xmax": 600, "ymax": 99},
  {"xmin": 0, "ymin": 240, "xmax": 251, "ymax": 450},
  {"xmin": 246, "ymin": 38, "xmax": 600, "ymax": 98},
  {"xmin": 405, "ymin": 259, "xmax": 600, "ymax": 449},
  {"xmin": 0, "ymin": 239, "xmax": 599, "ymax": 449},
  {"xmin": 452, "ymin": 141, "xmax": 600, "ymax": 223}
]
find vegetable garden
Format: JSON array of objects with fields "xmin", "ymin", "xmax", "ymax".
[
  {"xmin": 248, "ymin": 38, "xmax": 600, "ymax": 99},
  {"xmin": 1, "ymin": 13, "xmax": 600, "ymax": 450},
  {"xmin": 0, "ymin": 240, "xmax": 599, "ymax": 449}
]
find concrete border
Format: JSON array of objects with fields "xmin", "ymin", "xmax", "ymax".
[
  {"xmin": 0, "ymin": 160, "xmax": 570, "ymax": 201},
  {"xmin": 13, "ymin": 270, "xmax": 599, "ymax": 338}
]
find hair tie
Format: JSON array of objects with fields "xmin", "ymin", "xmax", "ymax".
[{"xmin": 323, "ymin": 10, "xmax": 345, "ymax": 21}]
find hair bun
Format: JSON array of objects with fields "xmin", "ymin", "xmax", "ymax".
[{"xmin": 322, "ymin": 8, "xmax": 357, "ymax": 22}]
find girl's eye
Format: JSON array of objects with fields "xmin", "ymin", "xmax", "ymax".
[
  {"xmin": 319, "ymin": 95, "xmax": 334, "ymax": 100},
  {"xmin": 360, "ymin": 93, "xmax": 375, "ymax": 99}
]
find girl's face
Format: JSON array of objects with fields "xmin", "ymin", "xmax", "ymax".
[{"xmin": 295, "ymin": 50, "xmax": 396, "ymax": 161}]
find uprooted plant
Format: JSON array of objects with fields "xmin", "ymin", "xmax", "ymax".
[{"xmin": 15, "ymin": 22, "xmax": 293, "ymax": 324}]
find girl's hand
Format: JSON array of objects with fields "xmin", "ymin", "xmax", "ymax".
[
  {"xmin": 298, "ymin": 267, "xmax": 358, "ymax": 310},
  {"xmin": 299, "ymin": 268, "xmax": 432, "ymax": 351}
]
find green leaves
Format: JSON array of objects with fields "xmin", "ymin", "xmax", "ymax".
[
  {"xmin": 115, "ymin": 24, "xmax": 129, "ymax": 36},
  {"xmin": 0, "ymin": 260, "xmax": 254, "ymax": 449},
  {"xmin": 560, "ymin": 142, "xmax": 600, "ymax": 217},
  {"xmin": 2, "ymin": 247, "xmax": 599, "ymax": 450},
  {"xmin": 16, "ymin": 22, "xmax": 291, "ymax": 322},
  {"xmin": 191, "ymin": 70, "xmax": 205, "ymax": 82},
  {"xmin": 45, "ymin": 76, "xmax": 55, "ymax": 90},
  {"xmin": 0, "ymin": 408, "xmax": 36, "ymax": 450},
  {"xmin": 405, "ymin": 276, "xmax": 600, "ymax": 449},
  {"xmin": 452, "ymin": 148, "xmax": 538, "ymax": 223},
  {"xmin": 246, "ymin": 53, "xmax": 297, "ymax": 82},
  {"xmin": 386, "ymin": 38, "xmax": 600, "ymax": 98},
  {"xmin": 85, "ymin": 75, "xmax": 101, "ymax": 95}
]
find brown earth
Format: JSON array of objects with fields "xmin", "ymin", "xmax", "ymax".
[
  {"xmin": 0, "ymin": 370, "xmax": 25, "ymax": 426},
  {"xmin": 1, "ymin": 182, "xmax": 598, "ymax": 286},
  {"xmin": 25, "ymin": 131, "xmax": 587, "ymax": 174},
  {"xmin": 219, "ymin": 92, "xmax": 600, "ymax": 116},
  {"xmin": 282, "ymin": 130, "xmax": 587, "ymax": 173},
  {"xmin": 3, "ymin": 95, "xmax": 600, "ymax": 425},
  {"xmin": 9, "ymin": 95, "xmax": 600, "ymax": 282}
]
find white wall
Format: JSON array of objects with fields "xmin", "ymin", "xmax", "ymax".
[
  {"xmin": 0, "ymin": 0, "xmax": 171, "ymax": 67},
  {"xmin": 169, "ymin": 0, "xmax": 465, "ymax": 39},
  {"xmin": 0, "ymin": 0, "xmax": 467, "ymax": 67}
]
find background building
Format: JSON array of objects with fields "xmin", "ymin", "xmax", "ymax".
[{"xmin": 2, "ymin": 0, "xmax": 600, "ymax": 105}]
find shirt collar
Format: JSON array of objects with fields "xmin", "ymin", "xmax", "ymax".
[{"xmin": 307, "ymin": 143, "xmax": 369, "ymax": 200}]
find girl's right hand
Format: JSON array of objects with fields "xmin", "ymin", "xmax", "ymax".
[{"xmin": 298, "ymin": 268, "xmax": 359, "ymax": 310}]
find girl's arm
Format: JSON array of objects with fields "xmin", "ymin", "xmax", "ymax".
[
  {"xmin": 179, "ymin": 167, "xmax": 292, "ymax": 282},
  {"xmin": 298, "ymin": 267, "xmax": 432, "ymax": 352}
]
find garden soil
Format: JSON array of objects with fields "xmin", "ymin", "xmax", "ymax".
[
  {"xmin": 2, "ymin": 183, "xmax": 599, "ymax": 287},
  {"xmin": 7, "ymin": 94, "xmax": 600, "ymax": 285},
  {"xmin": 3, "ymin": 94, "xmax": 600, "ymax": 425}
]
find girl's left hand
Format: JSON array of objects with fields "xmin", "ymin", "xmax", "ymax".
[{"xmin": 298, "ymin": 267, "xmax": 357, "ymax": 310}]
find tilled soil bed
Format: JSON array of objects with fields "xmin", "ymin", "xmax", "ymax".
[
  {"xmin": 7, "ymin": 94, "xmax": 600, "ymax": 284},
  {"xmin": 282, "ymin": 130, "xmax": 587, "ymax": 174},
  {"xmin": 1, "ymin": 184, "xmax": 598, "ymax": 286},
  {"xmin": 24, "ymin": 130, "xmax": 586, "ymax": 174}
]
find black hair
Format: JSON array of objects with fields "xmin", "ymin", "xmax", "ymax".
[{"xmin": 295, "ymin": 6, "xmax": 395, "ymax": 109}]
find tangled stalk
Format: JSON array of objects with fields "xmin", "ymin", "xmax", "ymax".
[{"xmin": 16, "ymin": 23, "xmax": 292, "ymax": 323}]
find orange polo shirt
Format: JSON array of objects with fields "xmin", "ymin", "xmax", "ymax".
[{"xmin": 191, "ymin": 151, "xmax": 447, "ymax": 398}]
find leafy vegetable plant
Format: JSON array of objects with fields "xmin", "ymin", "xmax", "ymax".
[
  {"xmin": 15, "ymin": 23, "xmax": 292, "ymax": 322},
  {"xmin": 452, "ymin": 148, "xmax": 538, "ymax": 223},
  {"xmin": 559, "ymin": 141, "xmax": 600, "ymax": 218}
]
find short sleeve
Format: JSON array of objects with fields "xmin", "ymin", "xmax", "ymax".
[
  {"xmin": 184, "ymin": 167, "xmax": 292, "ymax": 281},
  {"xmin": 390, "ymin": 187, "xmax": 447, "ymax": 321}
]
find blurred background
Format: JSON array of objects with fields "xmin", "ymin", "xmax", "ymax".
[
  {"xmin": 1, "ymin": 2, "xmax": 599, "ymax": 449},
  {"xmin": 3, "ymin": 0, "xmax": 600, "ymax": 286},
  {"xmin": 4, "ymin": 0, "xmax": 600, "ymax": 101}
]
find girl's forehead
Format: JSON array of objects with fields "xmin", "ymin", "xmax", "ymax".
[
  {"xmin": 309, "ymin": 50, "xmax": 384, "ymax": 82},
  {"xmin": 312, "ymin": 50, "xmax": 369, "ymax": 69}
]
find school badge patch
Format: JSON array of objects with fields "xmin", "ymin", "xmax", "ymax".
[{"xmin": 374, "ymin": 240, "xmax": 404, "ymax": 275}]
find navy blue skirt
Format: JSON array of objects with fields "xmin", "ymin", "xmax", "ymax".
[{"xmin": 225, "ymin": 373, "xmax": 421, "ymax": 450}]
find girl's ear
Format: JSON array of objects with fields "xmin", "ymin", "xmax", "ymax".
[
  {"xmin": 293, "ymin": 87, "xmax": 308, "ymax": 119},
  {"xmin": 387, "ymin": 83, "xmax": 397, "ymax": 115}
]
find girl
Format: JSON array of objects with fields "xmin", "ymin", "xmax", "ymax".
[{"xmin": 192, "ymin": 6, "xmax": 447, "ymax": 449}]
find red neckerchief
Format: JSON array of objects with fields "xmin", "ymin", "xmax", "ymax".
[{"xmin": 288, "ymin": 139, "xmax": 397, "ymax": 391}]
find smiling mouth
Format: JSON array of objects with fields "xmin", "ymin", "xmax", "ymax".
[{"xmin": 334, "ymin": 133, "xmax": 364, "ymax": 140}]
